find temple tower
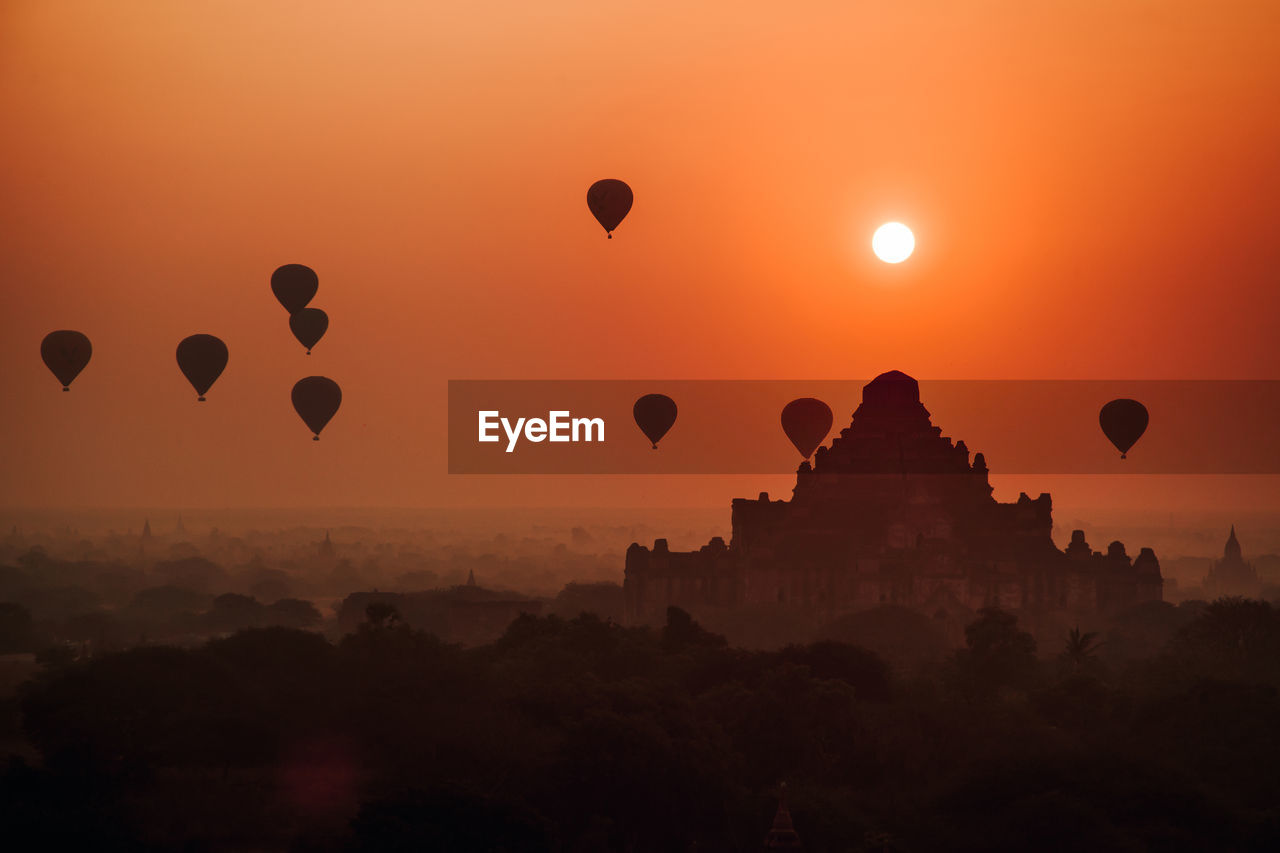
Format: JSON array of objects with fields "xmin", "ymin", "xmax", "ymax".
[
  {"xmin": 764, "ymin": 784, "xmax": 802, "ymax": 850},
  {"xmin": 1204, "ymin": 526, "xmax": 1260, "ymax": 598}
]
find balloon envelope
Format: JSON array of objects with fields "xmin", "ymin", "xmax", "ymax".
[
  {"xmin": 781, "ymin": 397, "xmax": 834, "ymax": 459},
  {"xmin": 586, "ymin": 179, "xmax": 633, "ymax": 237},
  {"xmin": 271, "ymin": 264, "xmax": 318, "ymax": 314},
  {"xmin": 41, "ymin": 330, "xmax": 92, "ymax": 390},
  {"xmin": 633, "ymin": 393, "xmax": 677, "ymax": 449},
  {"xmin": 289, "ymin": 308, "xmax": 329, "ymax": 354},
  {"xmin": 292, "ymin": 376, "xmax": 342, "ymax": 440},
  {"xmin": 176, "ymin": 334, "xmax": 229, "ymax": 401},
  {"xmin": 1099, "ymin": 398, "xmax": 1148, "ymax": 459}
]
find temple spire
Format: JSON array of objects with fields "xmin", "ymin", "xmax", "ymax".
[
  {"xmin": 319, "ymin": 529, "xmax": 335, "ymax": 557},
  {"xmin": 1225, "ymin": 525, "xmax": 1242, "ymax": 561},
  {"xmin": 467, "ymin": 569, "xmax": 477, "ymax": 587},
  {"xmin": 764, "ymin": 783, "xmax": 802, "ymax": 850}
]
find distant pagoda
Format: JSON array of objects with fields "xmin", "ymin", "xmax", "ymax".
[
  {"xmin": 763, "ymin": 785, "xmax": 802, "ymax": 850},
  {"xmin": 1204, "ymin": 526, "xmax": 1261, "ymax": 599}
]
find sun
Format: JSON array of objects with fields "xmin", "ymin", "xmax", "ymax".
[{"xmin": 872, "ymin": 222, "xmax": 915, "ymax": 264}]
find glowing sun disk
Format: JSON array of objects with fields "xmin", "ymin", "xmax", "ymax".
[{"xmin": 872, "ymin": 222, "xmax": 915, "ymax": 263}]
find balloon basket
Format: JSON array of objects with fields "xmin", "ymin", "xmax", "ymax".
[
  {"xmin": 313, "ymin": 436, "xmax": 320, "ymax": 441},
  {"xmin": 62, "ymin": 387, "xmax": 69, "ymax": 392},
  {"xmin": 198, "ymin": 396, "xmax": 206, "ymax": 402}
]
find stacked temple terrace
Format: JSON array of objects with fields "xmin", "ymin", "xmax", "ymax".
[{"xmin": 625, "ymin": 371, "xmax": 1163, "ymax": 624}]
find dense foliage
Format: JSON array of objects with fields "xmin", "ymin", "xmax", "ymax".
[{"xmin": 3, "ymin": 599, "xmax": 1280, "ymax": 851}]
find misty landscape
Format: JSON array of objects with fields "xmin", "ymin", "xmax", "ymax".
[{"xmin": 2, "ymin": 506, "xmax": 1280, "ymax": 850}]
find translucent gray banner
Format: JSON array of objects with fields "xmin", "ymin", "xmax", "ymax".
[{"xmin": 447, "ymin": 380, "xmax": 1280, "ymax": 474}]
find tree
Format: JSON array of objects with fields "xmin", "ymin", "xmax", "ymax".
[
  {"xmin": 662, "ymin": 606, "xmax": 726, "ymax": 653},
  {"xmin": 1061, "ymin": 627, "xmax": 1102, "ymax": 674},
  {"xmin": 265, "ymin": 598, "xmax": 322, "ymax": 629},
  {"xmin": 947, "ymin": 608, "xmax": 1039, "ymax": 699},
  {"xmin": 1163, "ymin": 597, "xmax": 1280, "ymax": 686},
  {"xmin": 820, "ymin": 604, "xmax": 950, "ymax": 670},
  {"xmin": 21, "ymin": 646, "xmax": 272, "ymax": 772},
  {"xmin": 207, "ymin": 593, "xmax": 266, "ymax": 632},
  {"xmin": 775, "ymin": 640, "xmax": 892, "ymax": 702},
  {"xmin": 364, "ymin": 601, "xmax": 401, "ymax": 630}
]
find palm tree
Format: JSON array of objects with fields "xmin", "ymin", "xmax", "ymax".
[{"xmin": 1062, "ymin": 626, "xmax": 1102, "ymax": 673}]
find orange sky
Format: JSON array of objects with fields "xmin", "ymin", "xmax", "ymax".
[{"xmin": 2, "ymin": 1, "xmax": 1278, "ymax": 512}]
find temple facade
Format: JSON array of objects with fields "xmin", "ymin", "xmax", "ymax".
[
  {"xmin": 625, "ymin": 371, "xmax": 1163, "ymax": 624},
  {"xmin": 1203, "ymin": 526, "xmax": 1261, "ymax": 599}
]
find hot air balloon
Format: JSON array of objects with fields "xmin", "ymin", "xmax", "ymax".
[
  {"xmin": 633, "ymin": 393, "xmax": 677, "ymax": 449},
  {"xmin": 1099, "ymin": 398, "xmax": 1148, "ymax": 459},
  {"xmin": 587, "ymin": 179, "xmax": 633, "ymax": 238},
  {"xmin": 271, "ymin": 264, "xmax": 318, "ymax": 314},
  {"xmin": 292, "ymin": 376, "xmax": 342, "ymax": 440},
  {"xmin": 176, "ymin": 334, "xmax": 228, "ymax": 401},
  {"xmin": 781, "ymin": 398, "xmax": 834, "ymax": 459},
  {"xmin": 289, "ymin": 308, "xmax": 329, "ymax": 354},
  {"xmin": 40, "ymin": 330, "xmax": 92, "ymax": 391}
]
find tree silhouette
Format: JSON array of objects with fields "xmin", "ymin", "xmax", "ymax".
[
  {"xmin": 662, "ymin": 606, "xmax": 726, "ymax": 652},
  {"xmin": 264, "ymin": 597, "xmax": 322, "ymax": 629},
  {"xmin": 1061, "ymin": 627, "xmax": 1102, "ymax": 674},
  {"xmin": 947, "ymin": 608, "xmax": 1039, "ymax": 699},
  {"xmin": 364, "ymin": 601, "xmax": 401, "ymax": 630},
  {"xmin": 1164, "ymin": 597, "xmax": 1280, "ymax": 685}
]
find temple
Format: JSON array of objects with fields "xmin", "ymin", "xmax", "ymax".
[
  {"xmin": 625, "ymin": 371, "xmax": 1163, "ymax": 624},
  {"xmin": 763, "ymin": 785, "xmax": 803, "ymax": 850},
  {"xmin": 1203, "ymin": 526, "xmax": 1260, "ymax": 599}
]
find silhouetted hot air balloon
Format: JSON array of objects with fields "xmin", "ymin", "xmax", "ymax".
[
  {"xmin": 781, "ymin": 397, "xmax": 834, "ymax": 459},
  {"xmin": 289, "ymin": 308, "xmax": 329, "ymax": 354},
  {"xmin": 633, "ymin": 393, "xmax": 677, "ymax": 449},
  {"xmin": 176, "ymin": 334, "xmax": 228, "ymax": 401},
  {"xmin": 41, "ymin": 330, "xmax": 92, "ymax": 391},
  {"xmin": 587, "ymin": 179, "xmax": 633, "ymax": 238},
  {"xmin": 271, "ymin": 264, "xmax": 318, "ymax": 314},
  {"xmin": 292, "ymin": 376, "xmax": 342, "ymax": 440},
  {"xmin": 1099, "ymin": 398, "xmax": 1148, "ymax": 459}
]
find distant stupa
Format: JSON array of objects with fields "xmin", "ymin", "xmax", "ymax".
[
  {"xmin": 466, "ymin": 569, "xmax": 477, "ymax": 587},
  {"xmin": 1204, "ymin": 526, "xmax": 1260, "ymax": 598},
  {"xmin": 142, "ymin": 518, "xmax": 153, "ymax": 541},
  {"xmin": 319, "ymin": 529, "xmax": 336, "ymax": 558},
  {"xmin": 764, "ymin": 784, "xmax": 802, "ymax": 850}
]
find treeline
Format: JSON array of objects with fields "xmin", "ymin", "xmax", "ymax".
[
  {"xmin": 0, "ymin": 547, "xmax": 629, "ymax": 653},
  {"xmin": 2, "ymin": 599, "xmax": 1280, "ymax": 851},
  {"xmin": 0, "ymin": 591, "xmax": 322, "ymax": 659}
]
